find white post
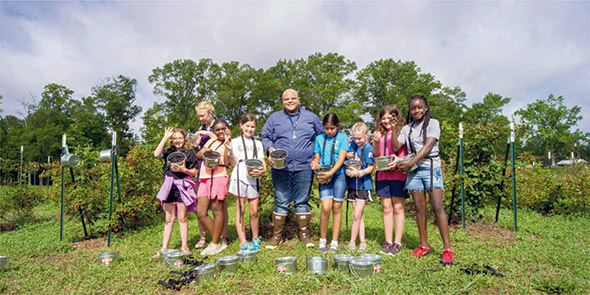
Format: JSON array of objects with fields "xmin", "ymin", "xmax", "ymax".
[
  {"xmin": 510, "ymin": 122, "xmax": 515, "ymax": 143},
  {"xmin": 459, "ymin": 123, "xmax": 463, "ymax": 139},
  {"xmin": 112, "ymin": 131, "xmax": 117, "ymax": 146},
  {"xmin": 62, "ymin": 134, "xmax": 66, "ymax": 147}
]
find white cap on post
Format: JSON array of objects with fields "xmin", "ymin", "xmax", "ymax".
[
  {"xmin": 459, "ymin": 123, "xmax": 463, "ymax": 139},
  {"xmin": 62, "ymin": 134, "xmax": 66, "ymax": 147},
  {"xmin": 112, "ymin": 131, "xmax": 117, "ymax": 146},
  {"xmin": 21, "ymin": 145, "xmax": 23, "ymax": 152},
  {"xmin": 510, "ymin": 122, "xmax": 515, "ymax": 143}
]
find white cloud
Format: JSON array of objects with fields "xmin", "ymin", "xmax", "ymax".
[{"xmin": 1, "ymin": 1, "xmax": 588, "ymax": 133}]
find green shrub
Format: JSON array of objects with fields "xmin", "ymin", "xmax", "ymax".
[
  {"xmin": 513, "ymin": 163, "xmax": 589, "ymax": 215},
  {"xmin": 0, "ymin": 186, "xmax": 45, "ymax": 230},
  {"xmin": 443, "ymin": 121, "xmax": 510, "ymax": 220}
]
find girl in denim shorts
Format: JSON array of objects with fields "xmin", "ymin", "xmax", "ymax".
[
  {"xmin": 394, "ymin": 95, "xmax": 454, "ymax": 265},
  {"xmin": 310, "ymin": 113, "xmax": 349, "ymax": 252}
]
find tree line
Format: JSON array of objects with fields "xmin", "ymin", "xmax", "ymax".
[{"xmin": 0, "ymin": 52, "xmax": 587, "ymax": 184}]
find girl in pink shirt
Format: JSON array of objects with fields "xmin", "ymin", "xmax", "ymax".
[{"xmin": 372, "ymin": 104, "xmax": 408, "ymax": 256}]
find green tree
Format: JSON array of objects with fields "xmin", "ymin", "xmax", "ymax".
[
  {"xmin": 148, "ymin": 59, "xmax": 216, "ymax": 130},
  {"xmin": 261, "ymin": 52, "xmax": 357, "ymax": 126},
  {"xmin": 464, "ymin": 93, "xmax": 510, "ymax": 126},
  {"xmin": 209, "ymin": 61, "xmax": 259, "ymax": 130},
  {"xmin": 92, "ymin": 75, "xmax": 142, "ymax": 154},
  {"xmin": 354, "ymin": 59, "xmax": 442, "ymax": 122},
  {"xmin": 515, "ymin": 94, "xmax": 584, "ymax": 160},
  {"xmin": 139, "ymin": 102, "xmax": 167, "ymax": 144}
]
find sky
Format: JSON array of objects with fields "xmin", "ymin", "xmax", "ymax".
[{"xmin": 1, "ymin": 0, "xmax": 589, "ymax": 135}]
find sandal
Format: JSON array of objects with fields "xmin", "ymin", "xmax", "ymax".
[
  {"xmin": 181, "ymin": 246, "xmax": 193, "ymax": 256},
  {"xmin": 194, "ymin": 237, "xmax": 207, "ymax": 249}
]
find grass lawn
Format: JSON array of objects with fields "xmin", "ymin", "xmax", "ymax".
[{"xmin": 1, "ymin": 195, "xmax": 589, "ymax": 294}]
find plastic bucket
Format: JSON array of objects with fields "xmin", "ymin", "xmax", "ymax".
[
  {"xmin": 270, "ymin": 149, "xmax": 288, "ymax": 169},
  {"xmin": 203, "ymin": 151, "xmax": 221, "ymax": 170},
  {"xmin": 0, "ymin": 256, "xmax": 8, "ymax": 271},
  {"xmin": 97, "ymin": 251, "xmax": 119, "ymax": 266},
  {"xmin": 333, "ymin": 254, "xmax": 353, "ymax": 272},
  {"xmin": 99, "ymin": 149, "xmax": 112, "ymax": 162},
  {"xmin": 344, "ymin": 159, "xmax": 362, "ymax": 171},
  {"xmin": 190, "ymin": 263, "xmax": 217, "ymax": 283},
  {"xmin": 61, "ymin": 153, "xmax": 80, "ymax": 168},
  {"xmin": 349, "ymin": 258, "xmax": 375, "ymax": 280},
  {"xmin": 158, "ymin": 249, "xmax": 179, "ymax": 264},
  {"xmin": 275, "ymin": 256, "xmax": 297, "ymax": 274},
  {"xmin": 236, "ymin": 250, "xmax": 257, "ymax": 264},
  {"xmin": 306, "ymin": 256, "xmax": 328, "ymax": 275},
  {"xmin": 375, "ymin": 156, "xmax": 393, "ymax": 171},
  {"xmin": 217, "ymin": 256, "xmax": 240, "ymax": 275},
  {"xmin": 245, "ymin": 159, "xmax": 264, "ymax": 177},
  {"xmin": 164, "ymin": 252, "xmax": 186, "ymax": 268},
  {"xmin": 358, "ymin": 254, "xmax": 382, "ymax": 273}
]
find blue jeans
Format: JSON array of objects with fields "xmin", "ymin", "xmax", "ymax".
[{"xmin": 271, "ymin": 169, "xmax": 313, "ymax": 214}]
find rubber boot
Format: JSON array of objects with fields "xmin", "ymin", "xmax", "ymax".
[
  {"xmin": 296, "ymin": 212, "xmax": 314, "ymax": 248},
  {"xmin": 265, "ymin": 212, "xmax": 287, "ymax": 249}
]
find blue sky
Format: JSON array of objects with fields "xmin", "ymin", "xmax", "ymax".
[{"xmin": 1, "ymin": 1, "xmax": 589, "ymax": 134}]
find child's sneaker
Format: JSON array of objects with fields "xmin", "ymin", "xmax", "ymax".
[
  {"xmin": 440, "ymin": 248, "xmax": 454, "ymax": 265},
  {"xmin": 318, "ymin": 240, "xmax": 327, "ymax": 252},
  {"xmin": 329, "ymin": 241, "xmax": 339, "ymax": 253},
  {"xmin": 251, "ymin": 237, "xmax": 261, "ymax": 252},
  {"xmin": 391, "ymin": 242, "xmax": 402, "ymax": 255},
  {"xmin": 181, "ymin": 246, "xmax": 193, "ymax": 256},
  {"xmin": 410, "ymin": 245, "xmax": 431, "ymax": 257},
  {"xmin": 379, "ymin": 242, "xmax": 394, "ymax": 256},
  {"xmin": 348, "ymin": 243, "xmax": 356, "ymax": 252},
  {"xmin": 358, "ymin": 242, "xmax": 367, "ymax": 253},
  {"xmin": 201, "ymin": 243, "xmax": 221, "ymax": 256},
  {"xmin": 240, "ymin": 242, "xmax": 253, "ymax": 251}
]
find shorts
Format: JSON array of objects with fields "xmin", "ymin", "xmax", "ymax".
[
  {"xmin": 376, "ymin": 180, "xmax": 409, "ymax": 198},
  {"xmin": 228, "ymin": 179, "xmax": 259, "ymax": 199},
  {"xmin": 319, "ymin": 172, "xmax": 346, "ymax": 202},
  {"xmin": 197, "ymin": 176, "xmax": 229, "ymax": 200},
  {"xmin": 347, "ymin": 189, "xmax": 372, "ymax": 202},
  {"xmin": 405, "ymin": 167, "xmax": 445, "ymax": 191},
  {"xmin": 163, "ymin": 186, "xmax": 180, "ymax": 203}
]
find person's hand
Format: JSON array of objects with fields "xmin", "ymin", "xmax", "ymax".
[
  {"xmin": 164, "ymin": 127, "xmax": 174, "ymax": 140},
  {"xmin": 317, "ymin": 171, "xmax": 333, "ymax": 184},
  {"xmin": 346, "ymin": 167, "xmax": 359, "ymax": 177},
  {"xmin": 346, "ymin": 152, "xmax": 355, "ymax": 160},
  {"xmin": 372, "ymin": 131, "xmax": 382, "ymax": 143},
  {"xmin": 249, "ymin": 167, "xmax": 264, "ymax": 178},
  {"xmin": 397, "ymin": 161, "xmax": 412, "ymax": 174},
  {"xmin": 170, "ymin": 160, "xmax": 186, "ymax": 173},
  {"xmin": 267, "ymin": 147, "xmax": 276, "ymax": 167},
  {"xmin": 196, "ymin": 130, "xmax": 216, "ymax": 140},
  {"xmin": 388, "ymin": 155, "xmax": 400, "ymax": 170},
  {"xmin": 310, "ymin": 159, "xmax": 320, "ymax": 171}
]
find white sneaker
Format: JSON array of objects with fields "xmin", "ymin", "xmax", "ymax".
[
  {"xmin": 220, "ymin": 237, "xmax": 228, "ymax": 250},
  {"xmin": 200, "ymin": 243, "xmax": 221, "ymax": 256}
]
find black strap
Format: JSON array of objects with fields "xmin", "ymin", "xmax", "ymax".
[{"xmin": 321, "ymin": 132, "xmax": 338, "ymax": 167}]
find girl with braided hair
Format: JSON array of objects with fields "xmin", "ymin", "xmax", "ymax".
[{"xmin": 391, "ymin": 95, "xmax": 454, "ymax": 265}]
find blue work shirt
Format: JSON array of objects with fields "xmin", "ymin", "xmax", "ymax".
[{"xmin": 262, "ymin": 108, "xmax": 324, "ymax": 171}]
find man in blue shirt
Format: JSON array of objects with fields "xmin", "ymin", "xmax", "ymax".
[{"xmin": 262, "ymin": 89, "xmax": 324, "ymax": 249}]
